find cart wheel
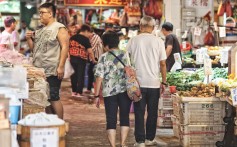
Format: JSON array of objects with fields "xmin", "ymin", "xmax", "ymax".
[
  {"xmin": 223, "ymin": 117, "xmax": 232, "ymax": 123},
  {"xmin": 216, "ymin": 141, "xmax": 224, "ymax": 147}
]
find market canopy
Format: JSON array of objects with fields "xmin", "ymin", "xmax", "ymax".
[{"xmin": 64, "ymin": 0, "xmax": 127, "ymax": 7}]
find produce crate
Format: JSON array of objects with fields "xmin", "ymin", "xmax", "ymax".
[
  {"xmin": 157, "ymin": 116, "xmax": 173, "ymax": 128},
  {"xmin": 158, "ymin": 109, "xmax": 173, "ymax": 118},
  {"xmin": 23, "ymin": 103, "xmax": 45, "ymax": 118},
  {"xmin": 159, "ymin": 90, "xmax": 172, "ymax": 109},
  {"xmin": 172, "ymin": 95, "xmax": 225, "ymax": 125},
  {"xmin": 180, "ymin": 124, "xmax": 225, "ymax": 147}
]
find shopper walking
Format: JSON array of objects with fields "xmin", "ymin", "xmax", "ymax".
[
  {"xmin": 69, "ymin": 24, "xmax": 97, "ymax": 97},
  {"xmin": 94, "ymin": 31, "xmax": 132, "ymax": 147},
  {"xmin": 0, "ymin": 16, "xmax": 17, "ymax": 50},
  {"xmin": 161, "ymin": 22, "xmax": 182, "ymax": 72},
  {"xmin": 85, "ymin": 31, "xmax": 103, "ymax": 94},
  {"xmin": 26, "ymin": 3, "xmax": 69, "ymax": 119},
  {"xmin": 126, "ymin": 16, "xmax": 167, "ymax": 147}
]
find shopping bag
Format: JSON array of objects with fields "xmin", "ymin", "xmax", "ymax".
[
  {"xmin": 109, "ymin": 51, "xmax": 142, "ymax": 102},
  {"xmin": 204, "ymin": 30, "xmax": 215, "ymax": 46},
  {"xmin": 63, "ymin": 58, "xmax": 74, "ymax": 79}
]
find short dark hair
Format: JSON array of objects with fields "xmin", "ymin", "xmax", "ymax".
[
  {"xmin": 102, "ymin": 31, "xmax": 119, "ymax": 49},
  {"xmin": 80, "ymin": 24, "xmax": 92, "ymax": 32},
  {"xmin": 162, "ymin": 22, "xmax": 173, "ymax": 31},
  {"xmin": 39, "ymin": 3, "xmax": 56, "ymax": 17},
  {"xmin": 4, "ymin": 16, "xmax": 16, "ymax": 27}
]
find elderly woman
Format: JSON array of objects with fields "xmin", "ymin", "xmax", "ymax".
[{"xmin": 94, "ymin": 31, "xmax": 132, "ymax": 147}]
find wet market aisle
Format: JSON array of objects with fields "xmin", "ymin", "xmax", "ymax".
[{"xmin": 60, "ymin": 79, "xmax": 180, "ymax": 147}]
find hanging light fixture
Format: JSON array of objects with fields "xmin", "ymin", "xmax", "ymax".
[{"xmin": 25, "ymin": 3, "xmax": 33, "ymax": 9}]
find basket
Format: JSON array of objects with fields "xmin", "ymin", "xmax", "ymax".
[
  {"xmin": 18, "ymin": 123, "xmax": 68, "ymax": 147},
  {"xmin": 226, "ymin": 17, "xmax": 236, "ymax": 27},
  {"xmin": 23, "ymin": 103, "xmax": 45, "ymax": 118}
]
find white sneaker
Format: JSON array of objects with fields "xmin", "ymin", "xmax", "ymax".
[
  {"xmin": 145, "ymin": 139, "xmax": 157, "ymax": 146},
  {"xmin": 134, "ymin": 142, "xmax": 145, "ymax": 147}
]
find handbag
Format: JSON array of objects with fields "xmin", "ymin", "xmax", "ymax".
[{"xmin": 109, "ymin": 51, "xmax": 142, "ymax": 102}]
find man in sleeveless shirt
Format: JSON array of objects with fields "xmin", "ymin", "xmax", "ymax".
[{"xmin": 26, "ymin": 3, "xmax": 69, "ymax": 119}]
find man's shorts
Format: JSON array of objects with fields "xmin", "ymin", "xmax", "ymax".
[{"xmin": 46, "ymin": 76, "xmax": 62, "ymax": 101}]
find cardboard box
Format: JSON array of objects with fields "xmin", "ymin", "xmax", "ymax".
[
  {"xmin": 0, "ymin": 119, "xmax": 10, "ymax": 129},
  {"xmin": 0, "ymin": 111, "xmax": 6, "ymax": 120},
  {"xmin": 0, "ymin": 129, "xmax": 11, "ymax": 147}
]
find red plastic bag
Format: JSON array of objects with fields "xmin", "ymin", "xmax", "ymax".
[
  {"xmin": 226, "ymin": 0, "xmax": 233, "ymax": 17},
  {"xmin": 217, "ymin": 1, "xmax": 225, "ymax": 16},
  {"xmin": 204, "ymin": 30, "xmax": 215, "ymax": 46}
]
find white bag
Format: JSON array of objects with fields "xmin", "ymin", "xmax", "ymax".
[{"xmin": 63, "ymin": 58, "xmax": 74, "ymax": 79}]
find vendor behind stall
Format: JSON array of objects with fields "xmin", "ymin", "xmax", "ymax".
[{"xmin": 161, "ymin": 22, "xmax": 181, "ymax": 72}]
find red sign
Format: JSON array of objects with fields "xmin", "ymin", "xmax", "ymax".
[{"xmin": 64, "ymin": 0, "xmax": 127, "ymax": 7}]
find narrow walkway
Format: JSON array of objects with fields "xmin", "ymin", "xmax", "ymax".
[{"xmin": 61, "ymin": 80, "xmax": 180, "ymax": 147}]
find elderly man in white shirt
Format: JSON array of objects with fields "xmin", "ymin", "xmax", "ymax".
[{"xmin": 126, "ymin": 16, "xmax": 167, "ymax": 147}]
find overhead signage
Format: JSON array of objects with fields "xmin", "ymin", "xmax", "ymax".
[{"xmin": 64, "ymin": 0, "xmax": 127, "ymax": 7}]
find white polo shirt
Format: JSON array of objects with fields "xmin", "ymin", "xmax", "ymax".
[{"xmin": 126, "ymin": 33, "xmax": 167, "ymax": 88}]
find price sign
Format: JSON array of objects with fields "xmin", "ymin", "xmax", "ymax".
[
  {"xmin": 31, "ymin": 128, "xmax": 59, "ymax": 147},
  {"xmin": 219, "ymin": 27, "xmax": 226, "ymax": 38},
  {"xmin": 220, "ymin": 49, "xmax": 229, "ymax": 64},
  {"xmin": 194, "ymin": 27, "xmax": 202, "ymax": 36},
  {"xmin": 173, "ymin": 53, "xmax": 182, "ymax": 64},
  {"xmin": 231, "ymin": 88, "xmax": 237, "ymax": 106},
  {"xmin": 196, "ymin": 49, "xmax": 204, "ymax": 64},
  {"xmin": 204, "ymin": 58, "xmax": 212, "ymax": 75},
  {"xmin": 128, "ymin": 30, "xmax": 138, "ymax": 38}
]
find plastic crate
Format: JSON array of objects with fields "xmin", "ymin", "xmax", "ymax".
[
  {"xmin": 158, "ymin": 109, "xmax": 173, "ymax": 118},
  {"xmin": 172, "ymin": 95, "xmax": 225, "ymax": 125},
  {"xmin": 159, "ymin": 92, "xmax": 173, "ymax": 109},
  {"xmin": 180, "ymin": 124, "xmax": 225, "ymax": 147},
  {"xmin": 157, "ymin": 116, "xmax": 173, "ymax": 128}
]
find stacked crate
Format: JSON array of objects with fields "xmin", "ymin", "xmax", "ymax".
[
  {"xmin": 157, "ymin": 88, "xmax": 173, "ymax": 128},
  {"xmin": 172, "ymin": 94, "xmax": 226, "ymax": 147}
]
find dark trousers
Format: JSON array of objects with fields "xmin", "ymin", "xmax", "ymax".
[
  {"xmin": 70, "ymin": 60, "xmax": 87, "ymax": 94},
  {"xmin": 87, "ymin": 61, "xmax": 95, "ymax": 91},
  {"xmin": 104, "ymin": 91, "xmax": 132, "ymax": 130},
  {"xmin": 134, "ymin": 88, "xmax": 160, "ymax": 142}
]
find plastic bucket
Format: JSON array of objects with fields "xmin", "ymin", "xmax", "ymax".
[
  {"xmin": 169, "ymin": 86, "xmax": 177, "ymax": 94},
  {"xmin": 9, "ymin": 105, "xmax": 20, "ymax": 124}
]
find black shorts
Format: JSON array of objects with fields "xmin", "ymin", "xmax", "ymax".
[{"xmin": 46, "ymin": 76, "xmax": 62, "ymax": 101}]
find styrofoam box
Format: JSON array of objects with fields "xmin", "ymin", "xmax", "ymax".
[
  {"xmin": 157, "ymin": 116, "xmax": 173, "ymax": 128},
  {"xmin": 180, "ymin": 124, "xmax": 225, "ymax": 147},
  {"xmin": 172, "ymin": 95, "xmax": 225, "ymax": 125}
]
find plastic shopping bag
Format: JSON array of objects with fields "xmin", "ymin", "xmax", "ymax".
[{"xmin": 63, "ymin": 58, "xmax": 74, "ymax": 79}]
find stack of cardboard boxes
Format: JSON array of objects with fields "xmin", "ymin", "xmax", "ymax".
[{"xmin": 0, "ymin": 95, "xmax": 11, "ymax": 147}]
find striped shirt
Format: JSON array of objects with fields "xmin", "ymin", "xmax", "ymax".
[{"xmin": 90, "ymin": 33, "xmax": 103, "ymax": 60}]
